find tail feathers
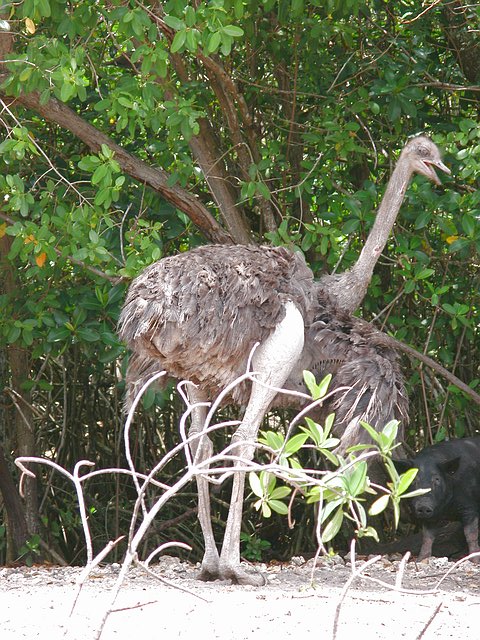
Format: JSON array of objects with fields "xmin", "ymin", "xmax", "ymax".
[
  {"xmin": 328, "ymin": 356, "xmax": 408, "ymax": 452},
  {"xmin": 123, "ymin": 353, "xmax": 167, "ymax": 412}
]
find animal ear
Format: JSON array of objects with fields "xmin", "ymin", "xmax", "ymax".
[
  {"xmin": 392, "ymin": 459, "xmax": 415, "ymax": 475},
  {"xmin": 439, "ymin": 457, "xmax": 461, "ymax": 476}
]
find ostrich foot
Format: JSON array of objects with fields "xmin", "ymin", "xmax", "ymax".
[
  {"xmin": 219, "ymin": 562, "xmax": 266, "ymax": 586},
  {"xmin": 198, "ymin": 561, "xmax": 266, "ymax": 586},
  {"xmin": 197, "ymin": 566, "xmax": 221, "ymax": 581},
  {"xmin": 197, "ymin": 551, "xmax": 221, "ymax": 581}
]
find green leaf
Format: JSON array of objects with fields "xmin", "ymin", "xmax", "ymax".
[
  {"xmin": 7, "ymin": 325, "xmax": 21, "ymax": 343},
  {"xmin": 448, "ymin": 237, "xmax": 471, "ymax": 253},
  {"xmin": 404, "ymin": 279, "xmax": 416, "ymax": 294},
  {"xmin": 37, "ymin": 0, "xmax": 51, "ymax": 18},
  {"xmin": 414, "ymin": 211, "xmax": 431, "ymax": 229},
  {"xmin": 324, "ymin": 413, "xmax": 335, "ymax": 435},
  {"xmin": 256, "ymin": 181, "xmax": 271, "ymax": 200},
  {"xmin": 301, "ymin": 418, "xmax": 323, "ymax": 446},
  {"xmin": 270, "ymin": 486, "xmax": 291, "ymax": 500},
  {"xmin": 171, "ymin": 30, "xmax": 187, "ymax": 53},
  {"xmin": 284, "ymin": 433, "xmax": 309, "ymax": 455},
  {"xmin": 76, "ymin": 327, "xmax": 100, "ymax": 342},
  {"xmin": 382, "ymin": 419, "xmax": 399, "ymax": 445},
  {"xmin": 163, "ymin": 15, "xmax": 185, "ymax": 30},
  {"xmin": 316, "ymin": 374, "xmax": 332, "ymax": 399},
  {"xmin": 321, "ymin": 448, "xmax": 340, "ymax": 465},
  {"xmin": 206, "ymin": 31, "xmax": 222, "ymax": 54},
  {"xmin": 462, "ymin": 214, "xmax": 475, "ymax": 236},
  {"xmin": 142, "ymin": 387, "xmax": 156, "ymax": 410},
  {"xmin": 19, "ymin": 67, "xmax": 33, "ymax": 82},
  {"xmin": 220, "ymin": 35, "xmax": 233, "ymax": 56},
  {"xmin": 303, "ymin": 371, "xmax": 331, "ymax": 400},
  {"xmin": 261, "ymin": 430, "xmax": 284, "ymax": 451},
  {"xmin": 60, "ymin": 82, "xmax": 74, "ymax": 102},
  {"xmin": 248, "ymin": 472, "xmax": 263, "ymax": 498},
  {"xmin": 397, "ymin": 467, "xmax": 418, "ymax": 495},
  {"xmin": 416, "ymin": 268, "xmax": 434, "ymax": 280},
  {"xmin": 48, "ymin": 327, "xmax": 72, "ymax": 342},
  {"xmin": 185, "ymin": 6, "xmax": 196, "ymax": 27},
  {"xmin": 357, "ymin": 526, "xmax": 379, "ymax": 542},
  {"xmin": 291, "ymin": 0, "xmax": 304, "ymax": 17},
  {"xmin": 321, "ymin": 508, "xmax": 344, "ymax": 543},
  {"xmin": 222, "ymin": 25, "xmax": 244, "ymax": 37},
  {"xmin": 347, "ymin": 461, "xmax": 367, "ymax": 497},
  {"xmin": 22, "ymin": 328, "xmax": 34, "ymax": 346},
  {"xmin": 78, "ymin": 156, "xmax": 100, "ymax": 170},
  {"xmin": 92, "ymin": 164, "xmax": 108, "ymax": 185},
  {"xmin": 368, "ymin": 494, "xmax": 390, "ymax": 516},
  {"xmin": 269, "ymin": 499, "xmax": 289, "ymax": 515},
  {"xmin": 303, "ymin": 370, "xmax": 317, "ymax": 395},
  {"xmin": 89, "ymin": 229, "xmax": 99, "ymax": 244},
  {"xmin": 261, "ymin": 502, "xmax": 272, "ymax": 518},
  {"xmin": 442, "ymin": 303, "xmax": 456, "ymax": 315},
  {"xmin": 359, "ymin": 421, "xmax": 381, "ymax": 444},
  {"xmin": 186, "ymin": 28, "xmax": 198, "ymax": 52}
]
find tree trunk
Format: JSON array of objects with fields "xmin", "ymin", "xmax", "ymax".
[
  {"xmin": 0, "ymin": 346, "xmax": 29, "ymax": 561},
  {"xmin": 0, "ymin": 236, "xmax": 40, "ymax": 537},
  {"xmin": 7, "ymin": 346, "xmax": 39, "ymax": 535},
  {"xmin": 0, "ymin": 445, "xmax": 29, "ymax": 561}
]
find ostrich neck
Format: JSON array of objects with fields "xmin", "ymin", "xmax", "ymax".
[{"xmin": 322, "ymin": 159, "xmax": 414, "ymax": 315}]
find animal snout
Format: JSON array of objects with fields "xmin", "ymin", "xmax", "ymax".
[{"xmin": 414, "ymin": 502, "xmax": 434, "ymax": 519}]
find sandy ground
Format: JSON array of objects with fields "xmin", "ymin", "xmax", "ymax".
[{"xmin": 1, "ymin": 555, "xmax": 480, "ymax": 640}]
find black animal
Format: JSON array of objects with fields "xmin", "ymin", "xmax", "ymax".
[{"xmin": 395, "ymin": 437, "xmax": 480, "ymax": 562}]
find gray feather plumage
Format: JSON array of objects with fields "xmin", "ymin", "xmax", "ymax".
[{"xmin": 118, "ymin": 244, "xmax": 407, "ymax": 447}]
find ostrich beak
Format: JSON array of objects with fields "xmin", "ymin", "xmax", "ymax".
[{"xmin": 423, "ymin": 159, "xmax": 451, "ymax": 185}]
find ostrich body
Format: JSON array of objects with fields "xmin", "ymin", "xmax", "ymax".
[{"xmin": 118, "ymin": 136, "xmax": 449, "ymax": 585}]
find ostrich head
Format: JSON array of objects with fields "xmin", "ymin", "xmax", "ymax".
[
  {"xmin": 318, "ymin": 135, "xmax": 450, "ymax": 314},
  {"xmin": 400, "ymin": 135, "xmax": 450, "ymax": 185}
]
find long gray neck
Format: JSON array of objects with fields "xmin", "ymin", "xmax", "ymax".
[{"xmin": 319, "ymin": 157, "xmax": 413, "ymax": 315}]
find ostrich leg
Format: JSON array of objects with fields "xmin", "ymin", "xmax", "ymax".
[
  {"xmin": 187, "ymin": 386, "xmax": 221, "ymax": 580},
  {"xmin": 218, "ymin": 301, "xmax": 305, "ymax": 585}
]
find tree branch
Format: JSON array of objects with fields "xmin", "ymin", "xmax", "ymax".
[
  {"xmin": 390, "ymin": 336, "xmax": 480, "ymax": 406},
  {"xmin": 138, "ymin": 2, "xmax": 253, "ymax": 244},
  {"xmin": 441, "ymin": 0, "xmax": 480, "ymax": 84},
  {"xmin": 0, "ymin": 77, "xmax": 233, "ymax": 245},
  {"xmin": 198, "ymin": 53, "xmax": 278, "ymax": 234}
]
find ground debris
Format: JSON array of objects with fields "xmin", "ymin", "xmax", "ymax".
[{"xmin": 1, "ymin": 555, "xmax": 480, "ymax": 639}]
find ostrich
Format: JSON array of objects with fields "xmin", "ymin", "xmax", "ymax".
[{"xmin": 118, "ymin": 136, "xmax": 450, "ymax": 585}]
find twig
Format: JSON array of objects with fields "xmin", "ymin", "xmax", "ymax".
[
  {"xmin": 434, "ymin": 552, "xmax": 480, "ymax": 589},
  {"xmin": 332, "ymin": 543, "xmax": 446, "ymax": 639},
  {"xmin": 416, "ymin": 601, "xmax": 444, "ymax": 640},
  {"xmin": 110, "ymin": 600, "xmax": 159, "ymax": 613},
  {"xmin": 144, "ymin": 541, "xmax": 191, "ymax": 568},
  {"xmin": 402, "ymin": 0, "xmax": 444, "ymax": 24},
  {"xmin": 332, "ymin": 541, "xmax": 383, "ymax": 639},
  {"xmin": 395, "ymin": 551, "xmax": 411, "ymax": 590},
  {"xmin": 135, "ymin": 555, "xmax": 209, "ymax": 602},
  {"xmin": 390, "ymin": 336, "xmax": 480, "ymax": 406},
  {"xmin": 123, "ymin": 371, "xmax": 167, "ymax": 520},
  {"xmin": 69, "ymin": 536, "xmax": 125, "ymax": 617}
]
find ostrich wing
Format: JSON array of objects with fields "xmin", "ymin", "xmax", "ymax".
[{"xmin": 118, "ymin": 244, "xmax": 316, "ymax": 408}]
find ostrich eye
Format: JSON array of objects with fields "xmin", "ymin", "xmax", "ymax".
[{"xmin": 417, "ymin": 146, "xmax": 430, "ymax": 157}]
